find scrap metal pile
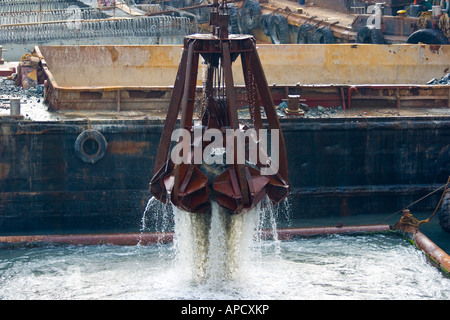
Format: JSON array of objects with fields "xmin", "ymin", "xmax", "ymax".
[
  {"xmin": 0, "ymin": 7, "xmax": 106, "ymax": 24},
  {"xmin": 0, "ymin": 0, "xmax": 80, "ymax": 12},
  {"xmin": 0, "ymin": 16, "xmax": 193, "ymax": 43},
  {"xmin": 427, "ymin": 73, "xmax": 450, "ymax": 85}
]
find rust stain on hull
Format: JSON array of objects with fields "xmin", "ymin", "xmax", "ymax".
[
  {"xmin": 0, "ymin": 163, "xmax": 10, "ymax": 179},
  {"xmin": 107, "ymin": 46, "xmax": 120, "ymax": 63},
  {"xmin": 107, "ymin": 141, "xmax": 149, "ymax": 155}
]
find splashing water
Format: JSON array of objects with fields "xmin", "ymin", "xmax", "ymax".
[
  {"xmin": 138, "ymin": 193, "xmax": 287, "ymax": 284},
  {"xmin": 1, "ymin": 196, "xmax": 449, "ymax": 299},
  {"xmin": 171, "ymin": 200, "xmax": 266, "ymax": 284},
  {"xmin": 1, "ymin": 232, "xmax": 449, "ymax": 299},
  {"xmin": 140, "ymin": 196, "xmax": 173, "ymax": 246}
]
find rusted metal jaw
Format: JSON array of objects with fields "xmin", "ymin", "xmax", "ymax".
[{"xmin": 150, "ymin": 4, "xmax": 289, "ymax": 214}]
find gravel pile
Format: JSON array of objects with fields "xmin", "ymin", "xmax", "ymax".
[{"xmin": 0, "ymin": 78, "xmax": 46, "ymax": 119}]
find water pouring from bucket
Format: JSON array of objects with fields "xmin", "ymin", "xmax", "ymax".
[{"xmin": 148, "ymin": 0, "xmax": 290, "ymax": 281}]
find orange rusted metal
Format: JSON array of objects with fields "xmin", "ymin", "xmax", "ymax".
[
  {"xmin": 0, "ymin": 233, "xmax": 174, "ymax": 247},
  {"xmin": 149, "ymin": 0, "xmax": 289, "ymax": 214},
  {"xmin": 394, "ymin": 210, "xmax": 450, "ymax": 274},
  {"xmin": 413, "ymin": 230, "xmax": 450, "ymax": 274},
  {"xmin": 268, "ymin": 224, "xmax": 392, "ymax": 240},
  {"xmin": 0, "ymin": 225, "xmax": 392, "ymax": 247}
]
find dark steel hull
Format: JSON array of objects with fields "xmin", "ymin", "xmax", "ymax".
[{"xmin": 1, "ymin": 116, "xmax": 449, "ymax": 235}]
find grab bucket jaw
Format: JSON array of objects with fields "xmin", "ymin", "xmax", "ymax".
[{"xmin": 149, "ymin": 1, "xmax": 289, "ymax": 214}]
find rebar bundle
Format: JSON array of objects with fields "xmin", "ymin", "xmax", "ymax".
[
  {"xmin": 0, "ymin": 15, "xmax": 194, "ymax": 43},
  {"xmin": 0, "ymin": 8, "xmax": 106, "ymax": 24},
  {"xmin": 0, "ymin": 0, "xmax": 81, "ymax": 12}
]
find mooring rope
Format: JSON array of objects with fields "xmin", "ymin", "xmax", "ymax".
[{"xmin": 377, "ymin": 175, "xmax": 450, "ymax": 226}]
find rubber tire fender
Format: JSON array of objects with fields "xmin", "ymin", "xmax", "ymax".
[
  {"xmin": 270, "ymin": 14, "xmax": 290, "ymax": 44},
  {"xmin": 237, "ymin": 7, "xmax": 250, "ymax": 34},
  {"xmin": 242, "ymin": 0, "xmax": 261, "ymax": 31},
  {"xmin": 261, "ymin": 13, "xmax": 272, "ymax": 37},
  {"xmin": 227, "ymin": 3, "xmax": 240, "ymax": 34},
  {"xmin": 356, "ymin": 25, "xmax": 385, "ymax": 44},
  {"xmin": 74, "ymin": 129, "xmax": 108, "ymax": 164},
  {"xmin": 312, "ymin": 26, "xmax": 335, "ymax": 44},
  {"xmin": 356, "ymin": 25, "xmax": 373, "ymax": 43},
  {"xmin": 370, "ymin": 27, "xmax": 385, "ymax": 44},
  {"xmin": 297, "ymin": 23, "xmax": 316, "ymax": 44},
  {"xmin": 439, "ymin": 190, "xmax": 450, "ymax": 233},
  {"xmin": 406, "ymin": 28, "xmax": 449, "ymax": 44}
]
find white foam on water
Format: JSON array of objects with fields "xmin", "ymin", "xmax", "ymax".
[
  {"xmin": 171, "ymin": 201, "xmax": 263, "ymax": 285},
  {"xmin": 1, "ymin": 233, "xmax": 450, "ymax": 299},
  {"xmin": 1, "ymin": 198, "xmax": 449, "ymax": 299}
]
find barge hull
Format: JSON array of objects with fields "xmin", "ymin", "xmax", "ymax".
[
  {"xmin": 37, "ymin": 44, "xmax": 450, "ymax": 111},
  {"xmin": 1, "ymin": 117, "xmax": 449, "ymax": 235},
  {"xmin": 1, "ymin": 43, "xmax": 450, "ymax": 235}
]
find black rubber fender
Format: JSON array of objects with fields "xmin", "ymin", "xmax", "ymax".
[
  {"xmin": 370, "ymin": 27, "xmax": 385, "ymax": 44},
  {"xmin": 356, "ymin": 25, "xmax": 385, "ymax": 44},
  {"xmin": 439, "ymin": 190, "xmax": 450, "ymax": 233},
  {"xmin": 261, "ymin": 13, "xmax": 272, "ymax": 37},
  {"xmin": 270, "ymin": 14, "xmax": 290, "ymax": 44},
  {"xmin": 74, "ymin": 129, "xmax": 108, "ymax": 164},
  {"xmin": 406, "ymin": 28, "xmax": 449, "ymax": 44},
  {"xmin": 237, "ymin": 8, "xmax": 250, "ymax": 34},
  {"xmin": 312, "ymin": 26, "xmax": 335, "ymax": 44},
  {"xmin": 356, "ymin": 25, "xmax": 373, "ymax": 43},
  {"xmin": 242, "ymin": 0, "xmax": 261, "ymax": 31},
  {"xmin": 227, "ymin": 3, "xmax": 240, "ymax": 34},
  {"xmin": 297, "ymin": 23, "xmax": 316, "ymax": 44}
]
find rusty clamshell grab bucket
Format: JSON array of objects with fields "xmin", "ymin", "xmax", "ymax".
[{"xmin": 149, "ymin": 0, "xmax": 289, "ymax": 214}]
